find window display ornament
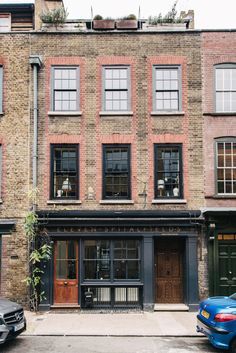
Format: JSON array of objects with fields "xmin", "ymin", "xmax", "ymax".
[
  {"xmin": 62, "ymin": 177, "xmax": 72, "ymax": 197},
  {"xmin": 157, "ymin": 179, "xmax": 165, "ymax": 196}
]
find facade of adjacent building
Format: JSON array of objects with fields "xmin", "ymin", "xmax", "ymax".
[
  {"xmin": 202, "ymin": 31, "xmax": 236, "ymax": 297},
  {"xmin": 0, "ymin": 0, "xmax": 235, "ymax": 312}
]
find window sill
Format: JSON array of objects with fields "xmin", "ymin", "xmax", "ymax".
[
  {"xmin": 47, "ymin": 200, "xmax": 82, "ymax": 205},
  {"xmin": 203, "ymin": 112, "xmax": 236, "ymax": 117},
  {"xmin": 152, "ymin": 199, "xmax": 187, "ymax": 204},
  {"xmin": 48, "ymin": 111, "xmax": 82, "ymax": 117},
  {"xmin": 0, "ymin": 199, "xmax": 2, "ymax": 204},
  {"xmin": 99, "ymin": 111, "xmax": 133, "ymax": 116},
  {"xmin": 205, "ymin": 195, "xmax": 236, "ymax": 199},
  {"xmin": 0, "ymin": 112, "xmax": 4, "ymax": 116},
  {"xmin": 81, "ymin": 281, "xmax": 143, "ymax": 286},
  {"xmin": 151, "ymin": 111, "xmax": 185, "ymax": 116},
  {"xmin": 99, "ymin": 200, "xmax": 134, "ymax": 205}
]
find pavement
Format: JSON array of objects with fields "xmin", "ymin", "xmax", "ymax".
[{"xmin": 22, "ymin": 310, "xmax": 202, "ymax": 337}]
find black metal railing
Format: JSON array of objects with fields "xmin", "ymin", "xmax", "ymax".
[{"xmin": 82, "ymin": 286, "xmax": 142, "ymax": 310}]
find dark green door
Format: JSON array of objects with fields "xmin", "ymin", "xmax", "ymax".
[{"xmin": 218, "ymin": 243, "xmax": 236, "ymax": 296}]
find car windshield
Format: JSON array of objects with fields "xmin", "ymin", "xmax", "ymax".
[{"xmin": 229, "ymin": 293, "xmax": 236, "ymax": 300}]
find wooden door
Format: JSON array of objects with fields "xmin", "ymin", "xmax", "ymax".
[
  {"xmin": 54, "ymin": 240, "xmax": 79, "ymax": 304},
  {"xmin": 155, "ymin": 238, "xmax": 184, "ymax": 303},
  {"xmin": 218, "ymin": 242, "xmax": 236, "ymax": 296}
]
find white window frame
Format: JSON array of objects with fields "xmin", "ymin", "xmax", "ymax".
[
  {"xmin": 215, "ymin": 64, "xmax": 236, "ymax": 113},
  {"xmin": 215, "ymin": 138, "xmax": 236, "ymax": 195},
  {"xmin": 153, "ymin": 65, "xmax": 182, "ymax": 112},
  {"xmin": 102, "ymin": 66, "xmax": 131, "ymax": 112},
  {"xmin": 51, "ymin": 66, "xmax": 80, "ymax": 112}
]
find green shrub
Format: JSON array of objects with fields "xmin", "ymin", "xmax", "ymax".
[
  {"xmin": 40, "ymin": 6, "xmax": 68, "ymax": 26},
  {"xmin": 93, "ymin": 14, "xmax": 103, "ymax": 20}
]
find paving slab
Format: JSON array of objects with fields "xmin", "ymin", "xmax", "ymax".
[{"xmin": 23, "ymin": 311, "xmax": 203, "ymax": 337}]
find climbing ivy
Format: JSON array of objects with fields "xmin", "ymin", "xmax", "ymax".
[{"xmin": 24, "ymin": 211, "xmax": 51, "ymax": 312}]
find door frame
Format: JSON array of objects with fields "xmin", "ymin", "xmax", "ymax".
[
  {"xmin": 213, "ymin": 236, "xmax": 236, "ymax": 296},
  {"xmin": 154, "ymin": 236, "xmax": 185, "ymax": 304},
  {"xmin": 53, "ymin": 239, "xmax": 79, "ymax": 305}
]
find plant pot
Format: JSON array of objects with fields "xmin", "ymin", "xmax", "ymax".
[
  {"xmin": 93, "ymin": 20, "xmax": 115, "ymax": 30},
  {"xmin": 116, "ymin": 19, "xmax": 138, "ymax": 29}
]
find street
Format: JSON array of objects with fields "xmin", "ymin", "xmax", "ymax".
[{"xmin": 1, "ymin": 336, "xmax": 218, "ymax": 353}]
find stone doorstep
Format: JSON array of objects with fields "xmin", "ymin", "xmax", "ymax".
[{"xmin": 154, "ymin": 304, "xmax": 189, "ymax": 311}]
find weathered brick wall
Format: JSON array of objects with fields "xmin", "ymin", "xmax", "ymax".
[
  {"xmin": 29, "ymin": 32, "xmax": 203, "ymax": 211},
  {"xmin": 0, "ymin": 34, "xmax": 31, "ymax": 302}
]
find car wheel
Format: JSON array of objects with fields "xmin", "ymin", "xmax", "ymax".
[{"xmin": 230, "ymin": 338, "xmax": 236, "ymax": 353}]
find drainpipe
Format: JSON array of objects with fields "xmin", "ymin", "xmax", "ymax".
[{"xmin": 29, "ymin": 55, "xmax": 42, "ymax": 212}]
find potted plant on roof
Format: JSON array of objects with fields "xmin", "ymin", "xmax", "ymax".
[
  {"xmin": 116, "ymin": 14, "xmax": 138, "ymax": 29},
  {"xmin": 146, "ymin": 1, "xmax": 186, "ymax": 30},
  {"xmin": 40, "ymin": 6, "xmax": 68, "ymax": 30},
  {"xmin": 93, "ymin": 15, "xmax": 115, "ymax": 30}
]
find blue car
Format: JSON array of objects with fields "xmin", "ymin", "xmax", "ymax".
[{"xmin": 197, "ymin": 293, "xmax": 236, "ymax": 352}]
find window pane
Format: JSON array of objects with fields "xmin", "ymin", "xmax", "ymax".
[
  {"xmin": 224, "ymin": 69, "xmax": 231, "ymax": 90},
  {"xmin": 216, "ymin": 69, "xmax": 223, "ymax": 90},
  {"xmin": 105, "ymin": 80, "xmax": 112, "ymax": 89},
  {"xmin": 156, "ymin": 70, "xmax": 163, "ymax": 80},
  {"xmin": 156, "ymin": 81, "xmax": 163, "ymax": 90},
  {"xmin": 127, "ymin": 261, "xmax": 139, "ymax": 279},
  {"xmin": 105, "ymin": 69, "xmax": 112, "ymax": 79},
  {"xmin": 120, "ymin": 100, "xmax": 128, "ymax": 110},
  {"xmin": 218, "ymin": 181, "xmax": 224, "ymax": 193},
  {"xmin": 232, "ymin": 70, "xmax": 236, "ymax": 89},
  {"xmin": 120, "ymin": 69, "xmax": 127, "ymax": 79},
  {"xmin": 216, "ymin": 92, "xmax": 224, "ymax": 112},
  {"xmin": 68, "ymin": 260, "xmax": 76, "ymax": 279},
  {"xmin": 114, "ymin": 260, "xmax": 126, "ymax": 279},
  {"xmin": 224, "ymin": 92, "xmax": 230, "ymax": 111},
  {"xmin": 163, "ymin": 70, "xmax": 170, "ymax": 80},
  {"xmin": 56, "ymin": 260, "xmax": 67, "ymax": 278}
]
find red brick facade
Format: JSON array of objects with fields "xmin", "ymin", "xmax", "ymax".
[{"xmin": 202, "ymin": 32, "xmax": 236, "ymax": 207}]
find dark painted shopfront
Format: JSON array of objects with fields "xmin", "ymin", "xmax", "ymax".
[
  {"xmin": 205, "ymin": 210, "xmax": 236, "ymax": 297},
  {"xmin": 38, "ymin": 210, "xmax": 202, "ymax": 311}
]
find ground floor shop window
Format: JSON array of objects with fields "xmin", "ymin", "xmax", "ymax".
[{"xmin": 83, "ymin": 239, "xmax": 141, "ymax": 281}]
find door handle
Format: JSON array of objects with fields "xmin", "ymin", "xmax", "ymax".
[
  {"xmin": 64, "ymin": 281, "xmax": 68, "ymax": 285},
  {"xmin": 229, "ymin": 271, "xmax": 232, "ymax": 275}
]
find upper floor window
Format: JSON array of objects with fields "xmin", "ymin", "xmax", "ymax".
[
  {"xmin": 51, "ymin": 67, "xmax": 79, "ymax": 112},
  {"xmin": 0, "ymin": 66, "xmax": 2, "ymax": 113},
  {"xmin": 153, "ymin": 66, "xmax": 181, "ymax": 112},
  {"xmin": 103, "ymin": 144, "xmax": 131, "ymax": 199},
  {"xmin": 215, "ymin": 64, "xmax": 236, "ymax": 113},
  {"xmin": 50, "ymin": 144, "xmax": 79, "ymax": 199},
  {"xmin": 216, "ymin": 139, "xmax": 236, "ymax": 195},
  {"xmin": 0, "ymin": 14, "xmax": 11, "ymax": 32},
  {"xmin": 102, "ymin": 66, "xmax": 130, "ymax": 111},
  {"xmin": 154, "ymin": 144, "xmax": 183, "ymax": 199}
]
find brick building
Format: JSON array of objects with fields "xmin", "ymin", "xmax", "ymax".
[
  {"xmin": 202, "ymin": 31, "xmax": 236, "ymax": 297},
  {"xmin": 1, "ymin": 0, "xmax": 233, "ymax": 312}
]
